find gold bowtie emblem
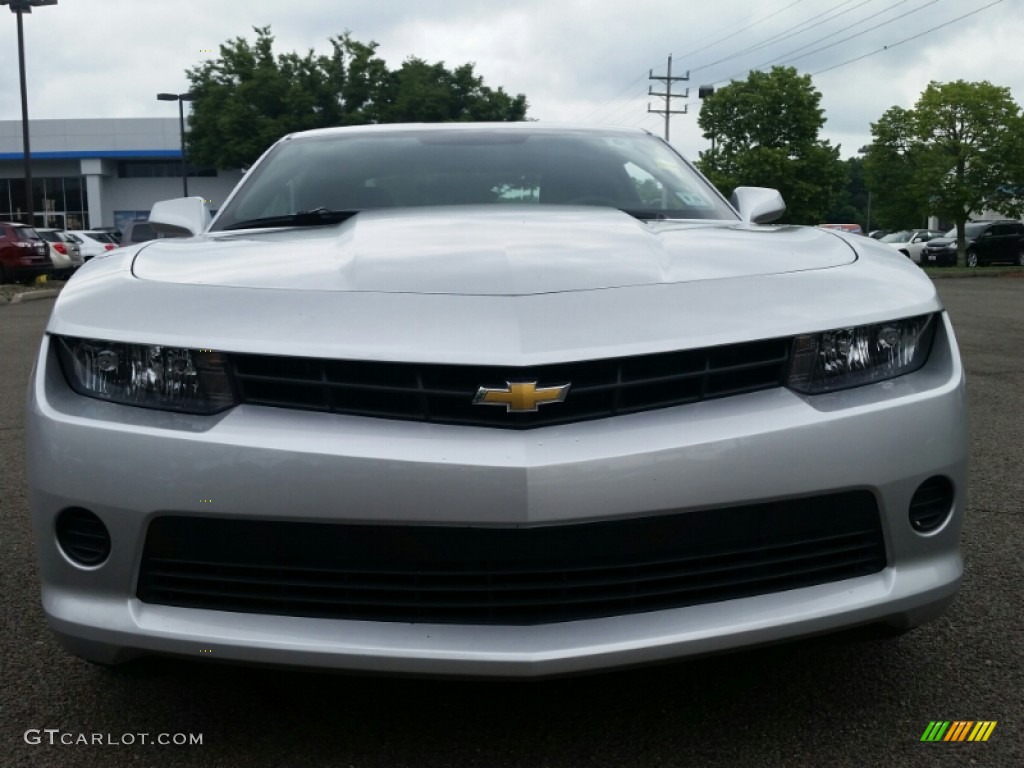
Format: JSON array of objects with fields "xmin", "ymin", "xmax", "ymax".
[{"xmin": 473, "ymin": 381, "xmax": 571, "ymax": 413}]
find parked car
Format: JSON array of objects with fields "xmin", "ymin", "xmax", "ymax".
[
  {"xmin": 27, "ymin": 123, "xmax": 967, "ymax": 678},
  {"xmin": 880, "ymin": 229, "xmax": 945, "ymax": 264},
  {"xmin": 65, "ymin": 230, "xmax": 117, "ymax": 261},
  {"xmin": 0, "ymin": 221, "xmax": 51, "ymax": 284},
  {"xmin": 90, "ymin": 226, "xmax": 121, "ymax": 244},
  {"xmin": 35, "ymin": 228, "xmax": 84, "ymax": 279},
  {"xmin": 818, "ymin": 223, "xmax": 864, "ymax": 235},
  {"xmin": 118, "ymin": 219, "xmax": 189, "ymax": 247},
  {"xmin": 921, "ymin": 220, "xmax": 1024, "ymax": 267}
]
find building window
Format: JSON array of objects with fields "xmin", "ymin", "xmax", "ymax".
[
  {"xmin": 0, "ymin": 176, "xmax": 88, "ymax": 228},
  {"xmin": 117, "ymin": 160, "xmax": 216, "ymax": 179}
]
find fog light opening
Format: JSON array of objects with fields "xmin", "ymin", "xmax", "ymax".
[
  {"xmin": 909, "ymin": 476, "xmax": 955, "ymax": 533},
  {"xmin": 55, "ymin": 508, "xmax": 111, "ymax": 566}
]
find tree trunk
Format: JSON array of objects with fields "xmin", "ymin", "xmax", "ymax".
[{"xmin": 956, "ymin": 218, "xmax": 967, "ymax": 268}]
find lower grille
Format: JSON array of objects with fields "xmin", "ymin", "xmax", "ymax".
[{"xmin": 137, "ymin": 492, "xmax": 886, "ymax": 625}]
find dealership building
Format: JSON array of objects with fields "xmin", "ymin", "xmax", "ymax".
[{"xmin": 0, "ymin": 117, "xmax": 242, "ymax": 232}]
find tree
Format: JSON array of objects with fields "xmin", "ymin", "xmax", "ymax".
[
  {"xmin": 864, "ymin": 80, "xmax": 1024, "ymax": 266},
  {"xmin": 862, "ymin": 107, "xmax": 932, "ymax": 231},
  {"xmin": 185, "ymin": 27, "xmax": 528, "ymax": 169},
  {"xmin": 696, "ymin": 66, "xmax": 846, "ymax": 224},
  {"xmin": 825, "ymin": 157, "xmax": 870, "ymax": 230},
  {"xmin": 374, "ymin": 59, "xmax": 527, "ymax": 124}
]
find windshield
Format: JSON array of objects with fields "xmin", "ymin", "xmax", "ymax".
[
  {"xmin": 84, "ymin": 231, "xmax": 118, "ymax": 244},
  {"xmin": 211, "ymin": 127, "xmax": 737, "ymax": 231},
  {"xmin": 944, "ymin": 224, "xmax": 988, "ymax": 238},
  {"xmin": 15, "ymin": 227, "xmax": 41, "ymax": 241},
  {"xmin": 881, "ymin": 230, "xmax": 911, "ymax": 243}
]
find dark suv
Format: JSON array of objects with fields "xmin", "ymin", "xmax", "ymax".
[
  {"xmin": 0, "ymin": 222, "xmax": 52, "ymax": 284},
  {"xmin": 922, "ymin": 220, "xmax": 1024, "ymax": 267}
]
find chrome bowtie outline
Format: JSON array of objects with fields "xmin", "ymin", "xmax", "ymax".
[{"xmin": 472, "ymin": 381, "xmax": 571, "ymax": 412}]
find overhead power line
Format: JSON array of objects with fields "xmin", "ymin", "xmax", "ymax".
[
  {"xmin": 744, "ymin": 0, "xmax": 912, "ymax": 72},
  {"xmin": 713, "ymin": 0, "xmax": 937, "ymax": 85},
  {"xmin": 811, "ymin": 0, "xmax": 1005, "ymax": 74},
  {"xmin": 771, "ymin": 0, "xmax": 940, "ymax": 70},
  {"xmin": 671, "ymin": 0, "xmax": 1004, "ymax": 116},
  {"xmin": 678, "ymin": 0, "xmax": 806, "ymax": 62},
  {"xmin": 580, "ymin": 69, "xmax": 652, "ymax": 123},
  {"xmin": 689, "ymin": 0, "xmax": 867, "ymax": 73}
]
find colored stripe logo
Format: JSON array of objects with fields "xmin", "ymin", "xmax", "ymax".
[{"xmin": 920, "ymin": 721, "xmax": 997, "ymax": 742}]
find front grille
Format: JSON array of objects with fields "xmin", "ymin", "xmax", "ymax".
[
  {"xmin": 230, "ymin": 338, "xmax": 791, "ymax": 428},
  {"xmin": 137, "ymin": 492, "xmax": 886, "ymax": 625}
]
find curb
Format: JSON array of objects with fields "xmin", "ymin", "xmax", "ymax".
[{"xmin": 7, "ymin": 289, "xmax": 61, "ymax": 305}]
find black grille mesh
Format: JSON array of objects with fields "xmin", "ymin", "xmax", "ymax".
[
  {"xmin": 229, "ymin": 338, "xmax": 791, "ymax": 428},
  {"xmin": 137, "ymin": 492, "xmax": 885, "ymax": 625}
]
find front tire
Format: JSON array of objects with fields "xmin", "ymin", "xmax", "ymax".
[{"xmin": 966, "ymin": 250, "xmax": 978, "ymax": 268}]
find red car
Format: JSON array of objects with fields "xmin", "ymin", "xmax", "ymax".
[{"xmin": 0, "ymin": 222, "xmax": 51, "ymax": 284}]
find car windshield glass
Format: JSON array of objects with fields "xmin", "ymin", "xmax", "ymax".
[
  {"xmin": 945, "ymin": 224, "xmax": 988, "ymax": 238},
  {"xmin": 37, "ymin": 231, "xmax": 60, "ymax": 243},
  {"xmin": 15, "ymin": 227, "xmax": 40, "ymax": 241},
  {"xmin": 211, "ymin": 127, "xmax": 737, "ymax": 231},
  {"xmin": 881, "ymin": 230, "xmax": 911, "ymax": 243},
  {"xmin": 85, "ymin": 231, "xmax": 117, "ymax": 243}
]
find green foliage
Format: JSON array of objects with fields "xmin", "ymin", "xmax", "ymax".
[
  {"xmin": 862, "ymin": 107, "xmax": 932, "ymax": 230},
  {"xmin": 864, "ymin": 80, "xmax": 1024, "ymax": 266},
  {"xmin": 186, "ymin": 27, "xmax": 528, "ymax": 169},
  {"xmin": 824, "ymin": 157, "xmax": 871, "ymax": 230},
  {"xmin": 695, "ymin": 66, "xmax": 846, "ymax": 224}
]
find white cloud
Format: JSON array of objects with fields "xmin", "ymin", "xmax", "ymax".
[{"xmin": 0, "ymin": 0, "xmax": 1020, "ymax": 161}]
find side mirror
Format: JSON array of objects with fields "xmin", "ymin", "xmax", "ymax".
[
  {"xmin": 148, "ymin": 197, "xmax": 211, "ymax": 237},
  {"xmin": 730, "ymin": 186, "xmax": 786, "ymax": 224}
]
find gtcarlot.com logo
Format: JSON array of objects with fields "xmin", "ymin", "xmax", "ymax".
[
  {"xmin": 24, "ymin": 729, "xmax": 203, "ymax": 747},
  {"xmin": 920, "ymin": 721, "xmax": 997, "ymax": 743}
]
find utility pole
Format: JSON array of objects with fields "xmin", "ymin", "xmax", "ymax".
[{"xmin": 647, "ymin": 54, "xmax": 689, "ymax": 142}]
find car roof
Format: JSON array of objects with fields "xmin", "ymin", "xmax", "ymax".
[{"xmin": 281, "ymin": 122, "xmax": 655, "ymax": 142}]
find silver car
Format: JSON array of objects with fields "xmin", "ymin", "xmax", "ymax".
[
  {"xmin": 881, "ymin": 229, "xmax": 946, "ymax": 264},
  {"xmin": 34, "ymin": 228, "xmax": 84, "ymax": 279},
  {"xmin": 26, "ymin": 124, "xmax": 967, "ymax": 678}
]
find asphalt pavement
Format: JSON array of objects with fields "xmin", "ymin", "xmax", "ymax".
[{"xmin": 1, "ymin": 281, "xmax": 1021, "ymax": 768}]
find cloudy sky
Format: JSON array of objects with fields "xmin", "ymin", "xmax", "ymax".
[{"xmin": 0, "ymin": 0, "xmax": 1019, "ymax": 159}]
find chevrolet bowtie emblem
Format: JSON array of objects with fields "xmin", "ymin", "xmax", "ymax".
[{"xmin": 473, "ymin": 381, "xmax": 571, "ymax": 413}]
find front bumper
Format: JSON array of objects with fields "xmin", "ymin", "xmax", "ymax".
[
  {"xmin": 922, "ymin": 249, "xmax": 956, "ymax": 266},
  {"xmin": 26, "ymin": 315, "xmax": 968, "ymax": 677}
]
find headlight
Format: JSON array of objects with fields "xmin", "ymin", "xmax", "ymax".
[
  {"xmin": 786, "ymin": 315, "xmax": 936, "ymax": 394},
  {"xmin": 55, "ymin": 336, "xmax": 236, "ymax": 414}
]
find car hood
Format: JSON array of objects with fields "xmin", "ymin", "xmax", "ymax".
[
  {"xmin": 131, "ymin": 207, "xmax": 856, "ymax": 296},
  {"xmin": 925, "ymin": 238, "xmax": 958, "ymax": 247}
]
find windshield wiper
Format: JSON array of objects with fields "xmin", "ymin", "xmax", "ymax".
[
  {"xmin": 221, "ymin": 207, "xmax": 361, "ymax": 231},
  {"xmin": 619, "ymin": 209, "xmax": 670, "ymax": 221}
]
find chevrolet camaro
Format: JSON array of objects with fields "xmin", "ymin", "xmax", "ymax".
[{"xmin": 26, "ymin": 123, "xmax": 967, "ymax": 677}]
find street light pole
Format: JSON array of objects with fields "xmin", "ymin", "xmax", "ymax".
[
  {"xmin": 3, "ymin": 0, "xmax": 59, "ymax": 226},
  {"xmin": 15, "ymin": 9, "xmax": 33, "ymax": 224},
  {"xmin": 157, "ymin": 92, "xmax": 195, "ymax": 197}
]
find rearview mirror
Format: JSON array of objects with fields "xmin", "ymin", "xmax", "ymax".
[
  {"xmin": 730, "ymin": 187, "xmax": 786, "ymax": 224},
  {"xmin": 148, "ymin": 197, "xmax": 211, "ymax": 237}
]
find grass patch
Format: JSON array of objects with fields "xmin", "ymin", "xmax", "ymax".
[
  {"xmin": 0, "ymin": 277, "xmax": 66, "ymax": 303},
  {"xmin": 921, "ymin": 265, "xmax": 1024, "ymax": 279}
]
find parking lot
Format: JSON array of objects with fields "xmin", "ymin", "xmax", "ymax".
[{"xmin": 1, "ymin": 278, "xmax": 1021, "ymax": 768}]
